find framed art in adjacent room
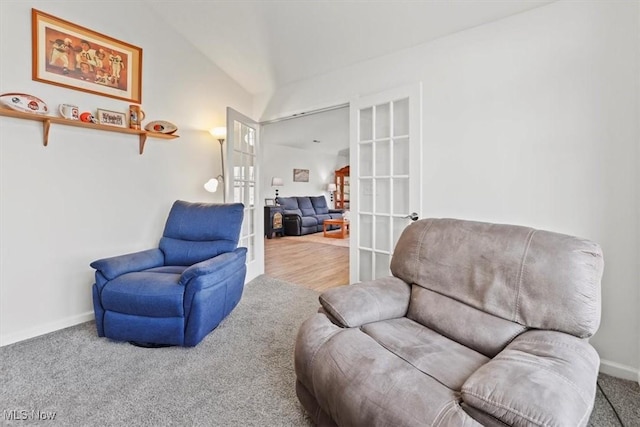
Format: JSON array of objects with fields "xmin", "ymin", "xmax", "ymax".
[
  {"xmin": 32, "ymin": 9, "xmax": 142, "ymax": 103},
  {"xmin": 265, "ymin": 198, "xmax": 276, "ymax": 206},
  {"xmin": 293, "ymin": 168, "xmax": 309, "ymax": 182}
]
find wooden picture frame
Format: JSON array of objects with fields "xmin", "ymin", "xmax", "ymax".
[
  {"xmin": 96, "ymin": 109, "xmax": 127, "ymax": 128},
  {"xmin": 293, "ymin": 168, "xmax": 309, "ymax": 182},
  {"xmin": 32, "ymin": 9, "xmax": 142, "ymax": 103}
]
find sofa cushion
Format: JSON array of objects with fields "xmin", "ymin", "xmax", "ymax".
[
  {"xmin": 277, "ymin": 197, "xmax": 303, "ymax": 216},
  {"xmin": 101, "ymin": 270, "xmax": 184, "ymax": 317},
  {"xmin": 297, "ymin": 197, "xmax": 316, "ymax": 216},
  {"xmin": 361, "ymin": 317, "xmax": 489, "ymax": 390},
  {"xmin": 461, "ymin": 330, "xmax": 600, "ymax": 427},
  {"xmin": 308, "ymin": 326, "xmax": 471, "ymax": 426},
  {"xmin": 390, "ymin": 218, "xmax": 603, "ymax": 338},
  {"xmin": 407, "ymin": 286, "xmax": 527, "ymax": 358},
  {"xmin": 310, "ymin": 196, "xmax": 330, "ymax": 214},
  {"xmin": 301, "ymin": 216, "xmax": 319, "ymax": 227}
]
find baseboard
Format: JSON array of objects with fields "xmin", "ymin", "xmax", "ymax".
[
  {"xmin": 0, "ymin": 311, "xmax": 94, "ymax": 347},
  {"xmin": 599, "ymin": 358, "xmax": 640, "ymax": 384}
]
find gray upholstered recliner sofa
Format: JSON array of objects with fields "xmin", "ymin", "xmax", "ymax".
[
  {"xmin": 295, "ymin": 218, "xmax": 603, "ymax": 426},
  {"xmin": 276, "ymin": 196, "xmax": 343, "ymax": 236}
]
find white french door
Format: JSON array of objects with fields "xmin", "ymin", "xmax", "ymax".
[
  {"xmin": 349, "ymin": 84, "xmax": 422, "ymax": 283},
  {"xmin": 226, "ymin": 107, "xmax": 264, "ymax": 282}
]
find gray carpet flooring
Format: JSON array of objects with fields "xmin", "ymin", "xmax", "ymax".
[{"xmin": 1, "ymin": 275, "xmax": 638, "ymax": 426}]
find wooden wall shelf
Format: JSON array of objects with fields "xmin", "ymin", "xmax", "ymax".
[{"xmin": 0, "ymin": 108, "xmax": 179, "ymax": 154}]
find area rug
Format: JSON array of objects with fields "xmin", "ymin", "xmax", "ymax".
[{"xmin": 0, "ymin": 276, "xmax": 318, "ymax": 426}]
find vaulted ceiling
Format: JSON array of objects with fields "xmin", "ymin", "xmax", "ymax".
[{"xmin": 146, "ymin": 0, "xmax": 555, "ymax": 96}]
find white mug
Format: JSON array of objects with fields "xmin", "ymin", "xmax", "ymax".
[{"xmin": 59, "ymin": 104, "xmax": 79, "ymax": 120}]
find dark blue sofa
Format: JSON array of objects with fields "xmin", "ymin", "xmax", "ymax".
[{"xmin": 276, "ymin": 196, "xmax": 343, "ymax": 236}]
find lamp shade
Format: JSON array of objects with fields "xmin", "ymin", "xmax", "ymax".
[
  {"xmin": 327, "ymin": 183, "xmax": 337, "ymax": 192},
  {"xmin": 204, "ymin": 178, "xmax": 219, "ymax": 193},
  {"xmin": 209, "ymin": 127, "xmax": 227, "ymax": 140},
  {"xmin": 271, "ymin": 177, "xmax": 284, "ymax": 186}
]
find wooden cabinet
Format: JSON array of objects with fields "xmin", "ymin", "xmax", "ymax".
[{"xmin": 334, "ymin": 165, "xmax": 350, "ymax": 209}]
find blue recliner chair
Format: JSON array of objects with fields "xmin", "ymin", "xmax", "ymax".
[{"xmin": 90, "ymin": 200, "xmax": 247, "ymax": 347}]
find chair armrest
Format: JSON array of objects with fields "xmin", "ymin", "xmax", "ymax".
[
  {"xmin": 179, "ymin": 247, "xmax": 247, "ymax": 288},
  {"xmin": 319, "ymin": 276, "xmax": 411, "ymax": 328},
  {"xmin": 461, "ymin": 330, "xmax": 600, "ymax": 427},
  {"xmin": 90, "ymin": 248, "xmax": 164, "ymax": 280}
]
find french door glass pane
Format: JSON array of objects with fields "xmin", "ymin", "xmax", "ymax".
[
  {"xmin": 393, "ymin": 138, "xmax": 410, "ymax": 175},
  {"xmin": 359, "ymin": 143, "xmax": 373, "ymax": 176},
  {"xmin": 392, "ymin": 178, "xmax": 409, "ymax": 215},
  {"xmin": 359, "ymin": 250, "xmax": 372, "ymax": 282},
  {"xmin": 360, "ymin": 107, "xmax": 373, "ymax": 141},
  {"xmin": 359, "ymin": 179, "xmax": 373, "ymax": 212},
  {"xmin": 375, "ymin": 103, "xmax": 390, "ymax": 139},
  {"xmin": 359, "ymin": 214, "xmax": 373, "ymax": 249},
  {"xmin": 375, "ymin": 179, "xmax": 390, "ymax": 214},
  {"xmin": 375, "ymin": 252, "xmax": 391, "ymax": 278},
  {"xmin": 393, "ymin": 98, "xmax": 409, "ymax": 136},
  {"xmin": 374, "ymin": 215, "xmax": 390, "ymax": 251},
  {"xmin": 376, "ymin": 140, "xmax": 390, "ymax": 176}
]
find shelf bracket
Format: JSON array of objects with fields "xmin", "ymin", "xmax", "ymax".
[
  {"xmin": 43, "ymin": 119, "xmax": 51, "ymax": 147},
  {"xmin": 139, "ymin": 133, "xmax": 147, "ymax": 155}
]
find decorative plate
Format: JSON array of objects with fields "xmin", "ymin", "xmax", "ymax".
[
  {"xmin": 0, "ymin": 93, "xmax": 48, "ymax": 114},
  {"xmin": 145, "ymin": 120, "xmax": 178, "ymax": 134}
]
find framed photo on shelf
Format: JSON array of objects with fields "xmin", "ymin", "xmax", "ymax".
[
  {"xmin": 32, "ymin": 8, "xmax": 143, "ymax": 103},
  {"xmin": 265, "ymin": 198, "xmax": 276, "ymax": 206},
  {"xmin": 96, "ymin": 109, "xmax": 127, "ymax": 128}
]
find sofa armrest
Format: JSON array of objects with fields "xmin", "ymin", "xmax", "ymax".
[
  {"xmin": 328, "ymin": 209, "xmax": 343, "ymax": 214},
  {"xmin": 179, "ymin": 247, "xmax": 247, "ymax": 287},
  {"xmin": 461, "ymin": 330, "xmax": 600, "ymax": 427},
  {"xmin": 319, "ymin": 276, "xmax": 411, "ymax": 328},
  {"xmin": 90, "ymin": 248, "xmax": 164, "ymax": 280}
]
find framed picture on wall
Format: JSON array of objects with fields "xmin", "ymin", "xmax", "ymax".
[
  {"xmin": 265, "ymin": 198, "xmax": 276, "ymax": 206},
  {"xmin": 293, "ymin": 168, "xmax": 309, "ymax": 182},
  {"xmin": 32, "ymin": 9, "xmax": 143, "ymax": 103}
]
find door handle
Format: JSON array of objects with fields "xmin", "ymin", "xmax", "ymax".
[{"xmin": 404, "ymin": 212, "xmax": 419, "ymax": 221}]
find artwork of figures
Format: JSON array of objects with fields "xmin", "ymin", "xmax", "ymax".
[{"xmin": 32, "ymin": 9, "xmax": 142, "ymax": 103}]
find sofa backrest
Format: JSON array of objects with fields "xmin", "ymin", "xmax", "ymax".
[
  {"xmin": 159, "ymin": 200, "xmax": 244, "ymax": 266},
  {"xmin": 390, "ymin": 218, "xmax": 603, "ymax": 356},
  {"xmin": 276, "ymin": 197, "xmax": 302, "ymax": 216},
  {"xmin": 310, "ymin": 196, "xmax": 330, "ymax": 214},
  {"xmin": 296, "ymin": 197, "xmax": 316, "ymax": 216},
  {"xmin": 277, "ymin": 196, "xmax": 331, "ymax": 216}
]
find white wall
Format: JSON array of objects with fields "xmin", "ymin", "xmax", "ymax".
[
  {"xmin": 261, "ymin": 109, "xmax": 349, "ymax": 208},
  {"xmin": 260, "ymin": 144, "xmax": 344, "ymax": 207},
  {"xmin": 0, "ymin": 1, "xmax": 253, "ymax": 345},
  {"xmin": 255, "ymin": 0, "xmax": 640, "ymax": 380}
]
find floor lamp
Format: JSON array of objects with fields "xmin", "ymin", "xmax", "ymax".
[{"xmin": 204, "ymin": 127, "xmax": 227, "ymax": 202}]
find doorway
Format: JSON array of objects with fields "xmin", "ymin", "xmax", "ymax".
[
  {"xmin": 259, "ymin": 83, "xmax": 423, "ymax": 289},
  {"xmin": 261, "ymin": 106, "xmax": 351, "ymax": 290}
]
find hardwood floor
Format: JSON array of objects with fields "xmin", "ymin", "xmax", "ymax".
[{"xmin": 264, "ymin": 235, "xmax": 349, "ymax": 292}]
